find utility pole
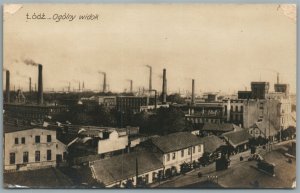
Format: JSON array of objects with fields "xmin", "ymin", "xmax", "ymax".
[{"xmin": 135, "ymin": 157, "xmax": 139, "ymax": 187}]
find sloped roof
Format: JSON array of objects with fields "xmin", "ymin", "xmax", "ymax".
[
  {"xmin": 198, "ymin": 135, "xmax": 226, "ymax": 153},
  {"xmin": 91, "ymin": 151, "xmax": 163, "ymax": 186},
  {"xmin": 4, "ymin": 124, "xmax": 56, "ymax": 133},
  {"xmin": 4, "ymin": 167, "xmax": 73, "ymax": 188},
  {"xmin": 151, "ymin": 132, "xmax": 203, "ymax": 153},
  {"xmin": 222, "ymin": 130, "xmax": 253, "ymax": 148},
  {"xmin": 252, "ymin": 121, "xmax": 278, "ymax": 137},
  {"xmin": 202, "ymin": 123, "xmax": 241, "ymax": 132}
]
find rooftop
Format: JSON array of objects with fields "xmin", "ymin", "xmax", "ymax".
[
  {"xmin": 198, "ymin": 135, "xmax": 226, "ymax": 153},
  {"xmin": 4, "ymin": 124, "xmax": 56, "ymax": 134},
  {"xmin": 4, "ymin": 167, "xmax": 73, "ymax": 188},
  {"xmin": 202, "ymin": 123, "xmax": 242, "ymax": 132},
  {"xmin": 151, "ymin": 132, "xmax": 203, "ymax": 153},
  {"xmin": 251, "ymin": 121, "xmax": 278, "ymax": 137},
  {"xmin": 91, "ymin": 151, "xmax": 163, "ymax": 186},
  {"xmin": 222, "ymin": 130, "xmax": 253, "ymax": 148}
]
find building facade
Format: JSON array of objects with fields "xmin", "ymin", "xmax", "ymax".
[
  {"xmin": 222, "ymin": 99, "xmax": 244, "ymax": 127},
  {"xmin": 116, "ymin": 96, "xmax": 149, "ymax": 112},
  {"xmin": 151, "ymin": 132, "xmax": 204, "ymax": 174},
  {"xmin": 4, "ymin": 127, "xmax": 67, "ymax": 172}
]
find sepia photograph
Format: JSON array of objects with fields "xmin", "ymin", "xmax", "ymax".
[{"xmin": 2, "ymin": 3, "xmax": 297, "ymax": 189}]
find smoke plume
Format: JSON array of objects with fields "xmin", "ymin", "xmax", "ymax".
[{"xmin": 24, "ymin": 59, "xmax": 38, "ymax": 66}]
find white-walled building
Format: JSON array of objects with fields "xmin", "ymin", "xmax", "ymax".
[
  {"xmin": 4, "ymin": 125, "xmax": 67, "ymax": 172},
  {"xmin": 151, "ymin": 132, "xmax": 204, "ymax": 174},
  {"xmin": 90, "ymin": 151, "xmax": 164, "ymax": 187},
  {"xmin": 98, "ymin": 130, "xmax": 128, "ymax": 154}
]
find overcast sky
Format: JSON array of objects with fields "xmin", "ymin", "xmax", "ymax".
[{"xmin": 3, "ymin": 4, "xmax": 296, "ymax": 94}]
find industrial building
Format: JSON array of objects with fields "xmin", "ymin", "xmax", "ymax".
[
  {"xmin": 3, "ymin": 65, "xmax": 67, "ymax": 124},
  {"xmin": 116, "ymin": 96, "xmax": 149, "ymax": 112}
]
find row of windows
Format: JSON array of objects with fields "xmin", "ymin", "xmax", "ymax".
[
  {"xmin": 14, "ymin": 135, "xmax": 52, "ymax": 145},
  {"xmin": 249, "ymin": 129, "xmax": 261, "ymax": 135},
  {"xmin": 9, "ymin": 150, "xmax": 52, "ymax": 164},
  {"xmin": 224, "ymin": 105, "xmax": 244, "ymax": 113},
  {"xmin": 166, "ymin": 145, "xmax": 201, "ymax": 162},
  {"xmin": 188, "ymin": 118, "xmax": 220, "ymax": 124}
]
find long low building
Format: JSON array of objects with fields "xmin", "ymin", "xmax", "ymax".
[{"xmin": 90, "ymin": 151, "xmax": 164, "ymax": 187}]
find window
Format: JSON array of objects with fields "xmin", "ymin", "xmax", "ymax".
[
  {"xmin": 241, "ymin": 106, "xmax": 244, "ymax": 113},
  {"xmin": 9, "ymin": 153, "xmax": 15, "ymax": 164},
  {"xmin": 35, "ymin": 136, "xmax": 40, "ymax": 143},
  {"xmin": 188, "ymin": 148, "xmax": 191, "ymax": 155},
  {"xmin": 198, "ymin": 145, "xmax": 202, "ymax": 152},
  {"xmin": 235, "ymin": 106, "xmax": 238, "ymax": 112},
  {"xmin": 181, "ymin": 150, "xmax": 184, "ymax": 157},
  {"xmin": 166, "ymin": 154, "xmax": 170, "ymax": 161},
  {"xmin": 14, "ymin": 138, "xmax": 18, "ymax": 145},
  {"xmin": 21, "ymin": 137, "xmax": 25, "ymax": 144},
  {"xmin": 172, "ymin": 152, "xmax": 176, "ymax": 160},
  {"xmin": 23, "ymin": 152, "xmax": 29, "ymax": 163},
  {"xmin": 35, "ymin": 151, "xmax": 40, "ymax": 162},
  {"xmin": 193, "ymin": 146, "xmax": 195, "ymax": 154},
  {"xmin": 63, "ymin": 152, "xmax": 67, "ymax": 160},
  {"xmin": 47, "ymin": 150, "xmax": 52, "ymax": 161},
  {"xmin": 47, "ymin": 135, "xmax": 52, "ymax": 143}
]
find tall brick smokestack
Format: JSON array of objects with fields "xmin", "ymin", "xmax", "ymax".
[
  {"xmin": 146, "ymin": 65, "xmax": 152, "ymax": 91},
  {"xmin": 129, "ymin": 80, "xmax": 133, "ymax": 93},
  {"xmin": 5, "ymin": 70, "xmax": 10, "ymax": 103},
  {"xmin": 277, "ymin": 72, "xmax": 279, "ymax": 84},
  {"xmin": 162, "ymin": 68, "xmax": 167, "ymax": 104},
  {"xmin": 191, "ymin": 79, "xmax": 195, "ymax": 105},
  {"xmin": 38, "ymin": 64, "xmax": 43, "ymax": 104},
  {"xmin": 103, "ymin": 73, "xmax": 107, "ymax": 92},
  {"xmin": 29, "ymin": 77, "xmax": 32, "ymax": 93}
]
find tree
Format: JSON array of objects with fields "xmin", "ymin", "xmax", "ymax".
[
  {"xmin": 167, "ymin": 93, "xmax": 185, "ymax": 104},
  {"xmin": 149, "ymin": 107, "xmax": 186, "ymax": 135}
]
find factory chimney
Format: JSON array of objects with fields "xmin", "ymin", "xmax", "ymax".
[
  {"xmin": 162, "ymin": 68, "xmax": 167, "ymax": 104},
  {"xmin": 277, "ymin": 72, "xmax": 279, "ymax": 84},
  {"xmin": 29, "ymin": 77, "xmax": 32, "ymax": 93},
  {"xmin": 37, "ymin": 64, "xmax": 43, "ymax": 105},
  {"xmin": 130, "ymin": 80, "xmax": 133, "ymax": 93},
  {"xmin": 191, "ymin": 79, "xmax": 195, "ymax": 105},
  {"xmin": 103, "ymin": 73, "xmax": 107, "ymax": 93},
  {"xmin": 5, "ymin": 70, "xmax": 10, "ymax": 103},
  {"xmin": 146, "ymin": 65, "xmax": 152, "ymax": 91}
]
